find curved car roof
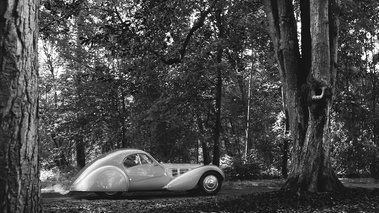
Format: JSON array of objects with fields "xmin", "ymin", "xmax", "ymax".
[{"xmin": 72, "ymin": 149, "xmax": 149, "ymax": 181}]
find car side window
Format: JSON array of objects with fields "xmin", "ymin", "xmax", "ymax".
[
  {"xmin": 139, "ymin": 154, "xmax": 153, "ymax": 164},
  {"xmin": 123, "ymin": 154, "xmax": 140, "ymax": 168}
]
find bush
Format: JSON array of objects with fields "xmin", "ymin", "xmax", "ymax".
[
  {"xmin": 222, "ymin": 155, "xmax": 262, "ymax": 181},
  {"xmin": 221, "ymin": 153, "xmax": 282, "ymax": 180},
  {"xmin": 224, "ymin": 162, "xmax": 261, "ymax": 181}
]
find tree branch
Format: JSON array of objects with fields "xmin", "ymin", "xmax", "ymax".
[{"xmin": 159, "ymin": 0, "xmax": 219, "ymax": 65}]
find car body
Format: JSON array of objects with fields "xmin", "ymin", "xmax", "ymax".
[{"xmin": 70, "ymin": 149, "xmax": 225, "ymax": 197}]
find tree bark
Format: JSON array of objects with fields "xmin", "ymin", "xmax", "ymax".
[
  {"xmin": 0, "ymin": 0, "xmax": 42, "ymax": 212},
  {"xmin": 264, "ymin": 0, "xmax": 344, "ymax": 193}
]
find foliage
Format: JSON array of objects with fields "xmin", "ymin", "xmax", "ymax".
[
  {"xmin": 331, "ymin": 0, "xmax": 379, "ymax": 178},
  {"xmin": 37, "ymin": 0, "xmax": 379, "ymax": 182},
  {"xmin": 38, "ymin": 0, "xmax": 281, "ymax": 169}
]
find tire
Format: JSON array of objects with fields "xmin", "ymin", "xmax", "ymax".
[
  {"xmin": 95, "ymin": 191, "xmax": 124, "ymax": 198},
  {"xmin": 198, "ymin": 172, "xmax": 222, "ymax": 195}
]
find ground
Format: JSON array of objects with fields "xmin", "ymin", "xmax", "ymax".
[{"xmin": 42, "ymin": 179, "xmax": 379, "ymax": 212}]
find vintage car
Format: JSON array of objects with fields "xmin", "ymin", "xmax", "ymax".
[{"xmin": 70, "ymin": 149, "xmax": 225, "ymax": 197}]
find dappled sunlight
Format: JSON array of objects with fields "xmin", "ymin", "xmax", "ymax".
[
  {"xmin": 40, "ymin": 169, "xmax": 73, "ymax": 195},
  {"xmin": 223, "ymin": 179, "xmax": 284, "ymax": 190},
  {"xmin": 41, "ymin": 184, "xmax": 70, "ymax": 195}
]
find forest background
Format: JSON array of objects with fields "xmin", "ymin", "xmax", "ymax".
[{"xmin": 38, "ymin": 0, "xmax": 379, "ymax": 181}]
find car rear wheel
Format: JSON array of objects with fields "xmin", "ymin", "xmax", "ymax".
[
  {"xmin": 198, "ymin": 172, "xmax": 222, "ymax": 195},
  {"xmin": 95, "ymin": 191, "xmax": 124, "ymax": 198}
]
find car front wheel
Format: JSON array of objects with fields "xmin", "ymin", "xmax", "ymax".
[{"xmin": 199, "ymin": 172, "xmax": 222, "ymax": 195}]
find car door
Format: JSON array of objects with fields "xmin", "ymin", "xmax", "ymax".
[{"xmin": 123, "ymin": 153, "xmax": 169, "ymax": 191}]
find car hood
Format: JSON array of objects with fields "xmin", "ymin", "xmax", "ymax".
[
  {"xmin": 161, "ymin": 163, "xmax": 203, "ymax": 177},
  {"xmin": 162, "ymin": 163, "xmax": 202, "ymax": 169}
]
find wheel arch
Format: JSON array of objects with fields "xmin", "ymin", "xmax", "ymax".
[{"xmin": 163, "ymin": 166, "xmax": 224, "ymax": 191}]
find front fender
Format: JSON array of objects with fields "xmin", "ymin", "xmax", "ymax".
[
  {"xmin": 163, "ymin": 165, "xmax": 224, "ymax": 191},
  {"xmin": 70, "ymin": 166, "xmax": 129, "ymax": 192}
]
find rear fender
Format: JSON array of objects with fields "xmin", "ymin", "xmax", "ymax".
[
  {"xmin": 71, "ymin": 166, "xmax": 129, "ymax": 192},
  {"xmin": 163, "ymin": 166, "xmax": 224, "ymax": 191}
]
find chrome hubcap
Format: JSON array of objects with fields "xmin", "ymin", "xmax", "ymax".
[{"xmin": 203, "ymin": 175, "xmax": 219, "ymax": 192}]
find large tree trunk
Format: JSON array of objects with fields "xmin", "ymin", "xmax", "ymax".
[
  {"xmin": 0, "ymin": 0, "xmax": 42, "ymax": 212},
  {"xmin": 264, "ymin": 0, "xmax": 344, "ymax": 192}
]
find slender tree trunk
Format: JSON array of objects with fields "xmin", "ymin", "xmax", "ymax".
[
  {"xmin": 370, "ymin": 53, "xmax": 378, "ymax": 178},
  {"xmin": 244, "ymin": 68, "xmax": 252, "ymax": 159},
  {"xmin": 74, "ymin": 7, "xmax": 87, "ymax": 168},
  {"xmin": 42, "ymin": 42, "xmax": 58, "ymax": 108},
  {"xmin": 0, "ymin": 0, "xmax": 42, "ymax": 212},
  {"xmin": 264, "ymin": 0, "xmax": 344, "ymax": 192},
  {"xmin": 213, "ymin": 63, "xmax": 222, "ymax": 166},
  {"xmin": 281, "ymin": 139, "xmax": 289, "ymax": 178},
  {"xmin": 196, "ymin": 114, "xmax": 210, "ymax": 165},
  {"xmin": 121, "ymin": 84, "xmax": 128, "ymax": 148},
  {"xmin": 76, "ymin": 136, "xmax": 86, "ymax": 169},
  {"xmin": 201, "ymin": 142, "xmax": 210, "ymax": 165},
  {"xmin": 212, "ymin": 6, "xmax": 226, "ymax": 167},
  {"xmin": 280, "ymin": 86, "xmax": 290, "ymax": 178}
]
